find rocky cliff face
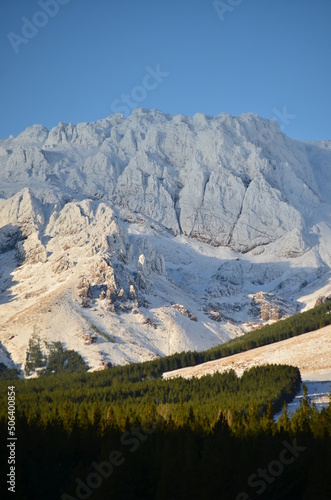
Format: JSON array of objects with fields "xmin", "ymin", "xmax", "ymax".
[
  {"xmin": 0, "ymin": 110, "xmax": 323, "ymax": 254},
  {"xmin": 0, "ymin": 109, "xmax": 331, "ymax": 374}
]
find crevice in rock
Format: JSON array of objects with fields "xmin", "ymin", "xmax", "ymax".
[
  {"xmin": 226, "ymin": 179, "xmax": 251, "ymax": 246},
  {"xmin": 174, "ymin": 184, "xmax": 183, "ymax": 234}
]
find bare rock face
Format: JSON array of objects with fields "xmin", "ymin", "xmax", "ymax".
[
  {"xmin": 16, "ymin": 234, "xmax": 47, "ymax": 265},
  {"xmin": 140, "ymin": 314, "xmax": 157, "ymax": 329},
  {"xmin": 0, "ymin": 110, "xmax": 323, "ymax": 256},
  {"xmin": 46, "ymin": 199, "xmax": 166, "ymax": 312},
  {"xmin": 3, "ymin": 146, "xmax": 50, "ymax": 182},
  {"xmin": 229, "ymin": 177, "xmax": 304, "ymax": 253},
  {"xmin": 249, "ymin": 292, "xmax": 297, "ymax": 322},
  {"xmin": 0, "ymin": 225, "xmax": 22, "ymax": 254},
  {"xmin": 0, "ymin": 188, "xmax": 45, "ymax": 238},
  {"xmin": 0, "ymin": 189, "xmax": 47, "ymax": 265},
  {"xmin": 203, "ymin": 304, "xmax": 234, "ymax": 323},
  {"xmin": 52, "ymin": 255, "xmax": 71, "ymax": 274},
  {"xmin": 172, "ymin": 304, "xmax": 197, "ymax": 321},
  {"xmin": 77, "ymin": 277, "xmax": 93, "ymax": 297},
  {"xmin": 314, "ymin": 295, "xmax": 331, "ymax": 307}
]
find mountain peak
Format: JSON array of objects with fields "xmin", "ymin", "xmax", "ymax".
[{"xmin": 1, "ymin": 110, "xmax": 331, "ymax": 374}]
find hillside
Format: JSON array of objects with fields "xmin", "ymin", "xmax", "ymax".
[{"xmin": 163, "ymin": 323, "xmax": 331, "ymax": 380}]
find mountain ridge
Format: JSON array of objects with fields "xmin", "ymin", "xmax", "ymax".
[{"xmin": 1, "ymin": 109, "xmax": 331, "ymax": 375}]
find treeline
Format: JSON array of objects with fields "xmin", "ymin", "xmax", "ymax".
[
  {"xmin": 73, "ymin": 298, "xmax": 330, "ymax": 379},
  {"xmin": 91, "ymin": 298, "xmax": 331, "ymax": 378},
  {"xmin": 0, "ymin": 366, "xmax": 330, "ymax": 499},
  {"xmin": 158, "ymin": 300, "xmax": 331, "ymax": 374},
  {"xmin": 0, "ymin": 362, "xmax": 20, "ymax": 380},
  {"xmin": 0, "ymin": 364, "xmax": 301, "ymax": 431}
]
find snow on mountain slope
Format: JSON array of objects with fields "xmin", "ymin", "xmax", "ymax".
[{"xmin": 0, "ymin": 109, "xmax": 331, "ymax": 375}]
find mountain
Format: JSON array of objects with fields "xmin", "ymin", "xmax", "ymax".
[{"xmin": 1, "ymin": 109, "xmax": 331, "ymax": 374}]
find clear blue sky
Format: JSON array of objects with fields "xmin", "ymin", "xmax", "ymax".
[{"xmin": 0, "ymin": 0, "xmax": 330, "ymax": 141}]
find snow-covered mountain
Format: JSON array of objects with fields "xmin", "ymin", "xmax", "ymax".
[{"xmin": 1, "ymin": 109, "xmax": 331, "ymax": 374}]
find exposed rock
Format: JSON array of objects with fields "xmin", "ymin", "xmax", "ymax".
[
  {"xmin": 0, "ymin": 225, "xmax": 22, "ymax": 254},
  {"xmin": 315, "ymin": 295, "xmax": 331, "ymax": 307},
  {"xmin": 1, "ymin": 110, "xmax": 322, "ymax": 256},
  {"xmin": 0, "ymin": 188, "xmax": 45, "ymax": 238},
  {"xmin": 140, "ymin": 314, "xmax": 157, "ymax": 328},
  {"xmin": 249, "ymin": 292, "xmax": 296, "ymax": 321},
  {"xmin": 208, "ymin": 310, "xmax": 222, "ymax": 322},
  {"xmin": 83, "ymin": 332, "xmax": 97, "ymax": 345},
  {"xmin": 52, "ymin": 255, "xmax": 71, "ymax": 274},
  {"xmin": 172, "ymin": 304, "xmax": 197, "ymax": 321},
  {"xmin": 106, "ymin": 303, "xmax": 117, "ymax": 314},
  {"xmin": 15, "ymin": 234, "xmax": 47, "ymax": 264},
  {"xmin": 77, "ymin": 277, "xmax": 93, "ymax": 307},
  {"xmin": 203, "ymin": 305, "xmax": 232, "ymax": 323},
  {"xmin": 117, "ymin": 288, "xmax": 127, "ymax": 302},
  {"xmin": 3, "ymin": 146, "xmax": 50, "ymax": 182},
  {"xmin": 129, "ymin": 284, "xmax": 137, "ymax": 300}
]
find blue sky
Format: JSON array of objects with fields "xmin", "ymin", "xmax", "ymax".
[{"xmin": 0, "ymin": 0, "xmax": 330, "ymax": 141}]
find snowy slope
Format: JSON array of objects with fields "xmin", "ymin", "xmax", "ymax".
[{"xmin": 0, "ymin": 109, "xmax": 331, "ymax": 375}]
